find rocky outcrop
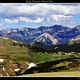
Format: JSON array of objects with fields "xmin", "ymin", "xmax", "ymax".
[{"xmin": 33, "ymin": 33, "xmax": 58, "ymax": 45}]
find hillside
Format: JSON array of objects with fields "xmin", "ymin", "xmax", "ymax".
[
  {"xmin": 0, "ymin": 37, "xmax": 80, "ymax": 76},
  {"xmin": 0, "ymin": 37, "xmax": 31, "ymax": 76}
]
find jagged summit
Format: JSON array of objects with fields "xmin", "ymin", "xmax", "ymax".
[{"xmin": 33, "ymin": 33, "xmax": 58, "ymax": 45}]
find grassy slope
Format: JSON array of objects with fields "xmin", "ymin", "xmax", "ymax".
[
  {"xmin": 0, "ymin": 37, "xmax": 79, "ymax": 65},
  {"xmin": 21, "ymin": 71, "xmax": 80, "ymax": 77},
  {"xmin": 0, "ymin": 37, "xmax": 70, "ymax": 63},
  {"xmin": 0, "ymin": 37, "xmax": 30, "ymax": 62},
  {"xmin": 0, "ymin": 37, "xmax": 80, "ymax": 76},
  {"xmin": 0, "ymin": 37, "xmax": 79, "ymax": 63}
]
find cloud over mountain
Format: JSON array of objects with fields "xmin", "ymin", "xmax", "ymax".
[
  {"xmin": 4, "ymin": 17, "xmax": 44, "ymax": 24},
  {"xmin": 0, "ymin": 3, "xmax": 80, "ymax": 29}
]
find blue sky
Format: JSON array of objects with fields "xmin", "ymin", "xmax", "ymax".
[{"xmin": 0, "ymin": 3, "xmax": 80, "ymax": 30}]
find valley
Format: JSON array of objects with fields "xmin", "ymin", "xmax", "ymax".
[
  {"xmin": 0, "ymin": 34, "xmax": 80, "ymax": 76},
  {"xmin": 0, "ymin": 3, "xmax": 80, "ymax": 77}
]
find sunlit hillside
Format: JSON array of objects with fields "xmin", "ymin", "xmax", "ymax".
[{"xmin": 0, "ymin": 37, "xmax": 80, "ymax": 76}]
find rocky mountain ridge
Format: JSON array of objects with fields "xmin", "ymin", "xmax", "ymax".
[{"xmin": 0, "ymin": 25, "xmax": 80, "ymax": 44}]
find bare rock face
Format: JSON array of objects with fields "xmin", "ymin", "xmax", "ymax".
[{"xmin": 32, "ymin": 32, "xmax": 58, "ymax": 45}]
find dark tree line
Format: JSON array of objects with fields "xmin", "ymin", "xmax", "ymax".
[
  {"xmin": 31, "ymin": 42, "xmax": 80, "ymax": 53},
  {"xmin": 22, "ymin": 57, "xmax": 80, "ymax": 74}
]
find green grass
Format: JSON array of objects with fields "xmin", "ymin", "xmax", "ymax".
[
  {"xmin": 21, "ymin": 71, "xmax": 80, "ymax": 77},
  {"xmin": 0, "ymin": 37, "xmax": 79, "ymax": 64},
  {"xmin": 0, "ymin": 36, "xmax": 80, "ymax": 76},
  {"xmin": 0, "ymin": 36, "xmax": 79, "ymax": 65}
]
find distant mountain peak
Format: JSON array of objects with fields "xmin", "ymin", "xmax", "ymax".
[
  {"xmin": 74, "ymin": 25, "xmax": 80, "ymax": 30},
  {"xmin": 33, "ymin": 32, "xmax": 58, "ymax": 45}
]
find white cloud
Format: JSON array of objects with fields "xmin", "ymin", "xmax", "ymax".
[
  {"xmin": 46, "ymin": 14, "xmax": 73, "ymax": 27},
  {"xmin": 15, "ymin": 4, "xmax": 80, "ymax": 15},
  {"xmin": 33, "ymin": 17, "xmax": 44, "ymax": 23},
  {"xmin": 5, "ymin": 18, "xmax": 19, "ymax": 24},
  {"xmin": 51, "ymin": 15, "xmax": 72, "ymax": 22},
  {"xmin": 0, "ymin": 3, "xmax": 80, "ymax": 28},
  {"xmin": 4, "ymin": 17, "xmax": 44, "ymax": 24},
  {"xmin": 0, "ymin": 3, "xmax": 80, "ymax": 17},
  {"xmin": 19, "ymin": 17, "xmax": 44, "ymax": 23}
]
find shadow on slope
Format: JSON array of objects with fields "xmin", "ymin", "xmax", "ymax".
[
  {"xmin": 31, "ymin": 42, "xmax": 80, "ymax": 53},
  {"xmin": 22, "ymin": 57, "xmax": 80, "ymax": 75}
]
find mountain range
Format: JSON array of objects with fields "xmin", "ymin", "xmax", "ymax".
[
  {"xmin": 0, "ymin": 25, "xmax": 80, "ymax": 44},
  {"xmin": 0, "ymin": 30, "xmax": 80, "ymax": 76}
]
